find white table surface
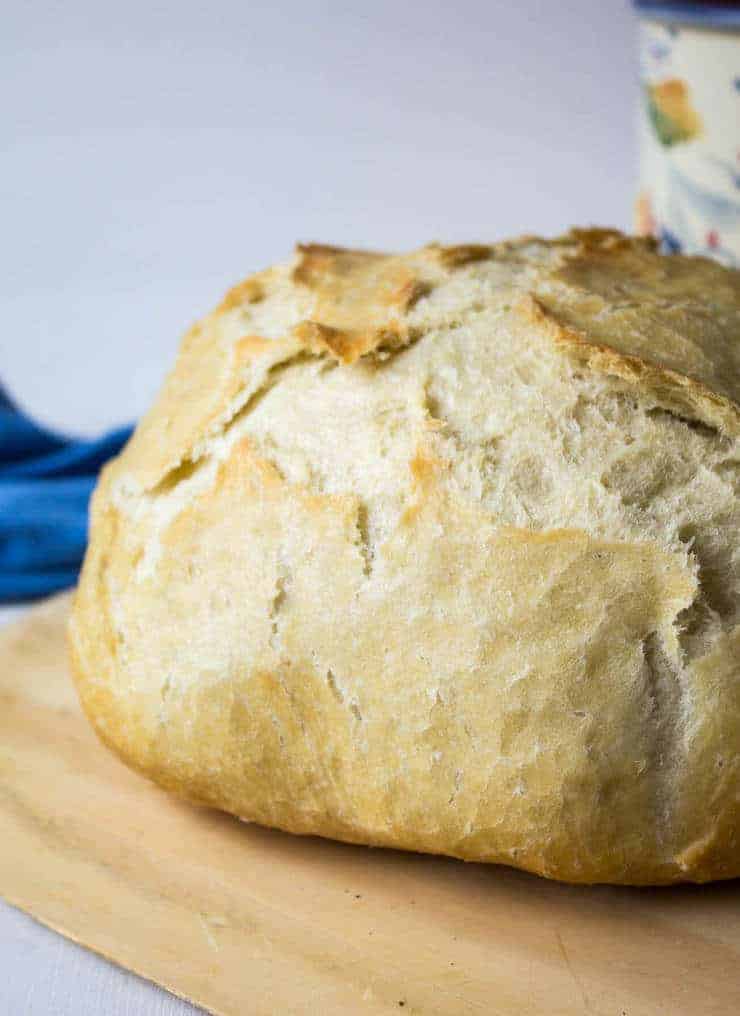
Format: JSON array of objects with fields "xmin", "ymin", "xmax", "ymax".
[{"xmin": 1, "ymin": 0, "xmax": 635, "ymax": 1010}]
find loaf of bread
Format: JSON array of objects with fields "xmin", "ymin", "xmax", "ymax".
[{"xmin": 69, "ymin": 229, "xmax": 739, "ymax": 884}]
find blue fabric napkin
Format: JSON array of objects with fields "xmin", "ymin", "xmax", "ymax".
[{"xmin": 0, "ymin": 385, "xmax": 133, "ymax": 602}]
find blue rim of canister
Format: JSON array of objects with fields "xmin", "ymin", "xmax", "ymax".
[{"xmin": 633, "ymin": 1, "xmax": 740, "ymax": 26}]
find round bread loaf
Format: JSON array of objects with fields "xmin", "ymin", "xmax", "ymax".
[{"xmin": 69, "ymin": 229, "xmax": 740, "ymax": 884}]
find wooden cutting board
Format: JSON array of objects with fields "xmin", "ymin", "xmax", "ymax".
[{"xmin": 1, "ymin": 595, "xmax": 739, "ymax": 1016}]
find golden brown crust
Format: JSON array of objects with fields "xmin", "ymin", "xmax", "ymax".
[
  {"xmin": 432, "ymin": 243, "xmax": 495, "ymax": 268},
  {"xmin": 289, "ymin": 243, "xmax": 435, "ymax": 364},
  {"xmin": 524, "ymin": 296, "xmax": 740, "ymax": 436},
  {"xmin": 217, "ymin": 274, "xmax": 267, "ymax": 311},
  {"xmin": 70, "ymin": 228, "xmax": 740, "ymax": 884},
  {"xmin": 535, "ymin": 232, "xmax": 740, "ymax": 434},
  {"xmin": 290, "ymin": 319, "xmax": 407, "ymax": 364}
]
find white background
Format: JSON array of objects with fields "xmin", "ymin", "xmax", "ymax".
[{"xmin": 1, "ymin": 1, "xmax": 636, "ymax": 1011}]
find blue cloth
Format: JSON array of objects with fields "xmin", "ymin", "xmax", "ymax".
[{"xmin": 0, "ymin": 385, "xmax": 133, "ymax": 602}]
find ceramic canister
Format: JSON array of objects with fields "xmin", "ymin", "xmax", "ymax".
[{"xmin": 634, "ymin": 1, "xmax": 740, "ymax": 265}]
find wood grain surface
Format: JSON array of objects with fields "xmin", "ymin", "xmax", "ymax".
[{"xmin": 0, "ymin": 595, "xmax": 738, "ymax": 1016}]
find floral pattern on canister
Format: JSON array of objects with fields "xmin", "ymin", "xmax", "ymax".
[
  {"xmin": 636, "ymin": 11, "xmax": 740, "ymax": 265},
  {"xmin": 645, "ymin": 77, "xmax": 703, "ymax": 146}
]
